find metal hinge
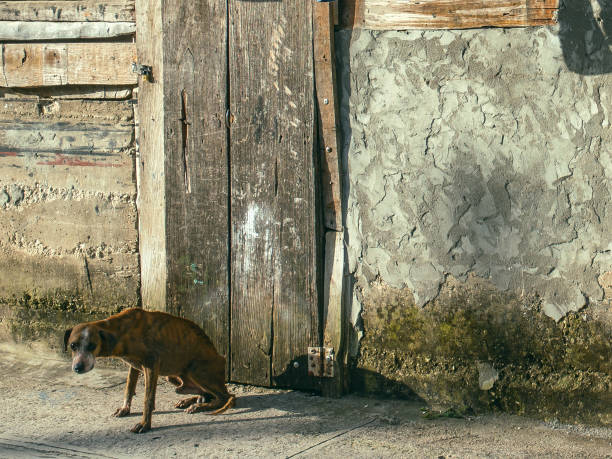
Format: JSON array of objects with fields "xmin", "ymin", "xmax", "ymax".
[
  {"xmin": 132, "ymin": 63, "xmax": 153, "ymax": 82},
  {"xmin": 308, "ymin": 346, "xmax": 335, "ymax": 378}
]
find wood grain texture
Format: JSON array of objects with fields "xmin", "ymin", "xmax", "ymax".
[
  {"xmin": 1, "ymin": 86, "xmax": 132, "ymax": 99},
  {"xmin": 135, "ymin": 0, "xmax": 166, "ymax": 311},
  {"xmin": 0, "ymin": 1, "xmax": 135, "ymax": 22},
  {"xmin": 162, "ymin": 0, "xmax": 230, "ymax": 365},
  {"xmin": 0, "ymin": 99, "xmax": 134, "ymax": 193},
  {"xmin": 229, "ymin": 0, "xmax": 319, "ymax": 388},
  {"xmin": 314, "ymin": 1, "xmax": 342, "ymax": 232},
  {"xmin": 0, "ymin": 21, "xmax": 135, "ymax": 40},
  {"xmin": 341, "ymin": 0, "xmax": 559, "ymax": 29},
  {"xmin": 314, "ymin": 0, "xmax": 346, "ymax": 396},
  {"xmin": 1, "ymin": 43, "xmax": 137, "ymax": 87}
]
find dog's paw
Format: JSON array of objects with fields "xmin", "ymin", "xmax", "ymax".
[
  {"xmin": 185, "ymin": 402, "xmax": 214, "ymax": 414},
  {"xmin": 113, "ymin": 406, "xmax": 130, "ymax": 417},
  {"xmin": 130, "ymin": 422, "xmax": 151, "ymax": 434},
  {"xmin": 175, "ymin": 396, "xmax": 200, "ymax": 409}
]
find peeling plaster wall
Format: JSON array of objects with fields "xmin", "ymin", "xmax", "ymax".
[{"xmin": 337, "ymin": 5, "xmax": 612, "ymax": 423}]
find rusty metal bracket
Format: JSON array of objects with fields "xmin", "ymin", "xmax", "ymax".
[
  {"xmin": 132, "ymin": 63, "xmax": 153, "ymax": 82},
  {"xmin": 308, "ymin": 346, "xmax": 335, "ymax": 378}
]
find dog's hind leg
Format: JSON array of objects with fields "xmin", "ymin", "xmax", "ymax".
[{"xmin": 182, "ymin": 361, "xmax": 235, "ymax": 415}]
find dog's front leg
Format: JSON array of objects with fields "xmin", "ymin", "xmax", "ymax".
[
  {"xmin": 131, "ymin": 362, "xmax": 159, "ymax": 433},
  {"xmin": 113, "ymin": 366, "xmax": 139, "ymax": 417}
]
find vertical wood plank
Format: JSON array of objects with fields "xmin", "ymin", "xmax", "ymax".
[
  {"xmin": 229, "ymin": 0, "xmax": 319, "ymax": 388},
  {"xmin": 314, "ymin": 1, "xmax": 342, "ymax": 231},
  {"xmin": 135, "ymin": 0, "xmax": 166, "ymax": 311},
  {"xmin": 163, "ymin": 0, "xmax": 230, "ymax": 362}
]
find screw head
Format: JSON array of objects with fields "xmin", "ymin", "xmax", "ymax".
[
  {"xmin": 293, "ymin": 361, "xmax": 300, "ymax": 368},
  {"xmin": 325, "ymin": 146, "xmax": 332, "ymax": 153},
  {"xmin": 323, "ymin": 98, "xmax": 329, "ymax": 105}
]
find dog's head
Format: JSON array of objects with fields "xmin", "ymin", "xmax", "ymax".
[{"xmin": 63, "ymin": 325, "xmax": 117, "ymax": 374}]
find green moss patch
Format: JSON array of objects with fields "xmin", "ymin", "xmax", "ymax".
[
  {"xmin": 354, "ymin": 278, "xmax": 612, "ymax": 426},
  {"xmin": 0, "ymin": 289, "xmax": 135, "ymax": 351}
]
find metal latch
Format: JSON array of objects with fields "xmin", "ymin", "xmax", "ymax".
[
  {"xmin": 307, "ymin": 347, "xmax": 335, "ymax": 378},
  {"xmin": 132, "ymin": 63, "xmax": 153, "ymax": 82}
]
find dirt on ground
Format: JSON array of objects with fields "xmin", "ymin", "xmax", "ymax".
[{"xmin": 0, "ymin": 343, "xmax": 610, "ymax": 458}]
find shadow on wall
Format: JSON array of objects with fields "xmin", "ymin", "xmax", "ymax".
[{"xmin": 559, "ymin": 0, "xmax": 612, "ymax": 74}]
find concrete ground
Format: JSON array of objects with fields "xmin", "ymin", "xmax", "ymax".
[{"xmin": 0, "ymin": 344, "xmax": 610, "ymax": 459}]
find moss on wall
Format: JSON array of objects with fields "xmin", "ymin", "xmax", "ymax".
[
  {"xmin": 0, "ymin": 289, "xmax": 134, "ymax": 351},
  {"xmin": 354, "ymin": 277, "xmax": 612, "ymax": 426}
]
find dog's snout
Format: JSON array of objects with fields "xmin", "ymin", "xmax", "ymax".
[{"xmin": 73, "ymin": 362, "xmax": 85, "ymax": 373}]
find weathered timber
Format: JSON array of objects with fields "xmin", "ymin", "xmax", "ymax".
[
  {"xmin": 0, "ymin": 1, "xmax": 135, "ymax": 22},
  {"xmin": 1, "ymin": 43, "xmax": 137, "ymax": 87},
  {"xmin": 0, "ymin": 21, "xmax": 135, "ymax": 40},
  {"xmin": 162, "ymin": 0, "xmax": 230, "ymax": 365},
  {"xmin": 314, "ymin": 0, "xmax": 346, "ymax": 396},
  {"xmin": 1, "ymin": 199, "xmax": 137, "ymax": 255},
  {"xmin": 229, "ymin": 0, "xmax": 319, "ymax": 388},
  {"xmin": 341, "ymin": 0, "xmax": 559, "ymax": 29},
  {"xmin": 314, "ymin": 1, "xmax": 342, "ymax": 232},
  {"xmin": 1, "ymin": 85, "xmax": 132, "ymax": 100},
  {"xmin": 0, "ymin": 120, "xmax": 132, "ymax": 154},
  {"xmin": 135, "ymin": 0, "xmax": 166, "ymax": 311},
  {"xmin": 0, "ymin": 99, "xmax": 135, "ymax": 192}
]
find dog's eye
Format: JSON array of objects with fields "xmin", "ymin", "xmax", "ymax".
[
  {"xmin": 87, "ymin": 343, "xmax": 96, "ymax": 352},
  {"xmin": 70, "ymin": 343, "xmax": 77, "ymax": 351}
]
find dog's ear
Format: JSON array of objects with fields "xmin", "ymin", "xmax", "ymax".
[
  {"xmin": 98, "ymin": 329, "xmax": 117, "ymax": 355},
  {"xmin": 63, "ymin": 328, "xmax": 73, "ymax": 352}
]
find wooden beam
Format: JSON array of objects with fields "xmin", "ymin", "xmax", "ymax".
[
  {"xmin": 314, "ymin": 1, "xmax": 342, "ymax": 232},
  {"xmin": 1, "ymin": 43, "xmax": 137, "ymax": 87},
  {"xmin": 0, "ymin": 1, "xmax": 135, "ymax": 22},
  {"xmin": 0, "ymin": 21, "xmax": 135, "ymax": 40},
  {"xmin": 135, "ymin": 0, "xmax": 166, "ymax": 311},
  {"xmin": 341, "ymin": 0, "xmax": 559, "ymax": 29},
  {"xmin": 1, "ymin": 86, "xmax": 133, "ymax": 99},
  {"xmin": 314, "ymin": 0, "xmax": 346, "ymax": 397},
  {"xmin": 230, "ymin": 0, "xmax": 319, "ymax": 389}
]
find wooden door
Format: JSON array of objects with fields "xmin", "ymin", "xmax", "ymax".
[
  {"xmin": 229, "ymin": 0, "xmax": 319, "ymax": 388},
  {"xmin": 137, "ymin": 0, "xmax": 320, "ymax": 389}
]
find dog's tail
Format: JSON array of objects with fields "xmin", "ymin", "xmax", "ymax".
[{"xmin": 208, "ymin": 394, "xmax": 236, "ymax": 415}]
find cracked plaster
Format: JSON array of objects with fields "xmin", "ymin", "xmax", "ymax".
[{"xmin": 337, "ymin": 25, "xmax": 612, "ymax": 326}]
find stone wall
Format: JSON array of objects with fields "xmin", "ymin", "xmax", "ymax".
[{"xmin": 337, "ymin": 4, "xmax": 612, "ymax": 425}]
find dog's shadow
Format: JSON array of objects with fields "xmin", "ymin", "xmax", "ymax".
[{"xmin": 147, "ymin": 392, "xmax": 318, "ymax": 432}]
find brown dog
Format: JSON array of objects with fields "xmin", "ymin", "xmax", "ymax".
[{"xmin": 63, "ymin": 308, "xmax": 235, "ymax": 433}]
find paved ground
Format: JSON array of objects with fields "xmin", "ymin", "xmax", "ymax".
[{"xmin": 0, "ymin": 343, "xmax": 610, "ymax": 458}]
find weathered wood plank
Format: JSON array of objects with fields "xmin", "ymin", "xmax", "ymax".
[
  {"xmin": 0, "ymin": 1, "xmax": 135, "ymax": 22},
  {"xmin": 229, "ymin": 0, "xmax": 319, "ymax": 389},
  {"xmin": 0, "ymin": 120, "xmax": 132, "ymax": 153},
  {"xmin": 0, "ymin": 21, "xmax": 135, "ymax": 40},
  {"xmin": 162, "ymin": 0, "xmax": 230, "ymax": 366},
  {"xmin": 314, "ymin": 0, "xmax": 346, "ymax": 396},
  {"xmin": 1, "ymin": 43, "xmax": 137, "ymax": 87},
  {"xmin": 0, "ymin": 199, "xmax": 137, "ymax": 255},
  {"xmin": 0, "ymin": 99, "xmax": 134, "ymax": 192},
  {"xmin": 0, "ymin": 99, "xmax": 133, "ymax": 153},
  {"xmin": 135, "ymin": 0, "xmax": 166, "ymax": 311},
  {"xmin": 322, "ymin": 231, "xmax": 344, "ymax": 345},
  {"xmin": 314, "ymin": 1, "xmax": 342, "ymax": 232},
  {"xmin": 1, "ymin": 86, "xmax": 132, "ymax": 99},
  {"xmin": 341, "ymin": 0, "xmax": 559, "ymax": 29}
]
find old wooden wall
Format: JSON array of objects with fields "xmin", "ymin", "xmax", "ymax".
[
  {"xmin": 340, "ymin": 0, "xmax": 558, "ymax": 29},
  {"xmin": 0, "ymin": 1, "xmax": 139, "ymax": 345}
]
